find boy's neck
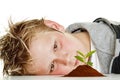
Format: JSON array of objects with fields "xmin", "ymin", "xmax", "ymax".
[{"xmin": 72, "ymin": 32, "xmax": 91, "ymax": 53}]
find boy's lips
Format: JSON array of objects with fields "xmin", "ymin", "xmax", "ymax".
[{"xmin": 74, "ymin": 53, "xmax": 79, "ymax": 66}]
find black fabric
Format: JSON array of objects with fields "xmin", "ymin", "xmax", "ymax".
[
  {"xmin": 111, "ymin": 52, "xmax": 120, "ymax": 74},
  {"xmin": 71, "ymin": 28, "xmax": 87, "ymax": 33}
]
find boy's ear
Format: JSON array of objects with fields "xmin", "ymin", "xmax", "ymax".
[
  {"xmin": 51, "ymin": 24, "xmax": 65, "ymax": 32},
  {"xmin": 44, "ymin": 20, "xmax": 65, "ymax": 32}
]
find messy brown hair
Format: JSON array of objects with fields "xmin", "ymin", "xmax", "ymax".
[{"xmin": 0, "ymin": 18, "xmax": 55, "ymax": 75}]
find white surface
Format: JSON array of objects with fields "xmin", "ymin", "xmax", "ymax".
[
  {"xmin": 0, "ymin": 74, "xmax": 120, "ymax": 80},
  {"xmin": 0, "ymin": 0, "xmax": 120, "ymax": 36}
]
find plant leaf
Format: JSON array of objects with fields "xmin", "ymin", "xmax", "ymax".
[
  {"xmin": 87, "ymin": 61, "xmax": 93, "ymax": 66},
  {"xmin": 75, "ymin": 56, "xmax": 84, "ymax": 63},
  {"xmin": 85, "ymin": 50, "xmax": 96, "ymax": 58},
  {"xmin": 77, "ymin": 50, "xmax": 85, "ymax": 57}
]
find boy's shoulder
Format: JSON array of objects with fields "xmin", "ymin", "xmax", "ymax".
[{"xmin": 93, "ymin": 17, "xmax": 120, "ymax": 39}]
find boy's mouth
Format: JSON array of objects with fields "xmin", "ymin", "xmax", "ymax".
[{"xmin": 74, "ymin": 59, "xmax": 79, "ymax": 66}]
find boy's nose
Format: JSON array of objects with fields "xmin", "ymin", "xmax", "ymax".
[
  {"xmin": 55, "ymin": 51, "xmax": 71, "ymax": 66},
  {"xmin": 55, "ymin": 57, "xmax": 69, "ymax": 66}
]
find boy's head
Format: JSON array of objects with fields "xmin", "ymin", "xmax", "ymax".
[{"xmin": 0, "ymin": 19, "xmax": 62, "ymax": 75}]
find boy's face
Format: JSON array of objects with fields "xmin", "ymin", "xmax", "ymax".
[{"xmin": 28, "ymin": 20, "xmax": 86, "ymax": 75}]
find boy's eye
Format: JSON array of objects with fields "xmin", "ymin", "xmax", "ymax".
[
  {"xmin": 50, "ymin": 62, "xmax": 55, "ymax": 73},
  {"xmin": 54, "ymin": 41, "xmax": 57, "ymax": 51}
]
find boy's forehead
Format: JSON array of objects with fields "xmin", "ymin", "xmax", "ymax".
[{"xmin": 31, "ymin": 31, "xmax": 55, "ymax": 42}]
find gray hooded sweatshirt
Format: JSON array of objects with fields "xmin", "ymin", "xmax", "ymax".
[{"xmin": 66, "ymin": 18, "xmax": 120, "ymax": 74}]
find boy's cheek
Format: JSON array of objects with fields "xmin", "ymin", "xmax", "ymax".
[{"xmin": 51, "ymin": 67, "xmax": 73, "ymax": 75}]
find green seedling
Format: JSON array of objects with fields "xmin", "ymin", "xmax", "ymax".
[{"xmin": 75, "ymin": 50, "xmax": 96, "ymax": 66}]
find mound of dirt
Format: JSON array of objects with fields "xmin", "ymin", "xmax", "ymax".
[{"xmin": 64, "ymin": 65, "xmax": 104, "ymax": 77}]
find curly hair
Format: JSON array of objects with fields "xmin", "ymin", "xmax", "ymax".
[{"xmin": 0, "ymin": 18, "xmax": 54, "ymax": 75}]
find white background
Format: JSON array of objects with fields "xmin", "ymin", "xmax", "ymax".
[{"xmin": 0, "ymin": 0, "xmax": 120, "ymax": 76}]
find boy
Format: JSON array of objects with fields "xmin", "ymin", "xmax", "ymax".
[{"xmin": 0, "ymin": 18, "xmax": 120, "ymax": 75}]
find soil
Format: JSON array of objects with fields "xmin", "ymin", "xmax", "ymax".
[{"xmin": 64, "ymin": 65, "xmax": 104, "ymax": 77}]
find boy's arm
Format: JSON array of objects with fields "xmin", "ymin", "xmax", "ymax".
[{"xmin": 94, "ymin": 17, "xmax": 120, "ymax": 74}]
